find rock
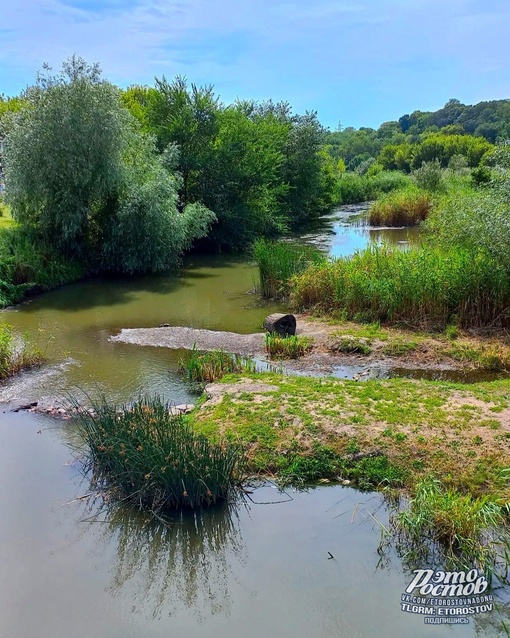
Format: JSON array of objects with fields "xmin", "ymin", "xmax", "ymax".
[
  {"xmin": 263, "ymin": 313, "xmax": 297, "ymax": 337},
  {"xmin": 10, "ymin": 401, "xmax": 38, "ymax": 413}
]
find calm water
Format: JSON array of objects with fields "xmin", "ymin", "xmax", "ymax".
[
  {"xmin": 3, "ymin": 408, "xmax": 505, "ymax": 638},
  {"xmin": 1, "ymin": 207, "xmax": 508, "ymax": 636}
]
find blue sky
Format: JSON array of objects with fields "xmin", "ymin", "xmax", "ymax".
[{"xmin": 1, "ymin": 0, "xmax": 510, "ymax": 129}]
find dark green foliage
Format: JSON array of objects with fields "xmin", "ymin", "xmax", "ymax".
[
  {"xmin": 292, "ymin": 244, "xmax": 510, "ymax": 328},
  {"xmin": 252, "ymin": 238, "xmax": 324, "ymax": 299},
  {"xmin": 0, "ymin": 226, "xmax": 84, "ymax": 307},
  {"xmin": 180, "ymin": 347, "xmax": 256, "ymax": 383},
  {"xmin": 70, "ymin": 394, "xmax": 246, "ymax": 511}
]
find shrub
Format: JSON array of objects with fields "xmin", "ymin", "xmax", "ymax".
[
  {"xmin": 265, "ymin": 333, "xmax": 313, "ymax": 359},
  {"xmin": 180, "ymin": 347, "xmax": 256, "ymax": 383},
  {"xmin": 412, "ymin": 160, "xmax": 445, "ymax": 192},
  {"xmin": 252, "ymin": 238, "xmax": 323, "ymax": 299},
  {"xmin": 70, "ymin": 394, "xmax": 246, "ymax": 511},
  {"xmin": 329, "ymin": 335, "xmax": 372, "ymax": 355}
]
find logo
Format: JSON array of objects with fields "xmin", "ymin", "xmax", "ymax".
[{"xmin": 401, "ymin": 568, "xmax": 494, "ymax": 625}]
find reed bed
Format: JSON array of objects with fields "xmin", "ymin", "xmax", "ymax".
[
  {"xmin": 368, "ymin": 189, "xmax": 432, "ymax": 226},
  {"xmin": 252, "ymin": 238, "xmax": 324, "ymax": 299},
  {"xmin": 291, "ymin": 244, "xmax": 510, "ymax": 328},
  {"xmin": 180, "ymin": 347, "xmax": 256, "ymax": 383},
  {"xmin": 70, "ymin": 394, "xmax": 246, "ymax": 511}
]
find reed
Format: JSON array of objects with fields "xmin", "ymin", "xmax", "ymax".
[
  {"xmin": 291, "ymin": 244, "xmax": 510, "ymax": 328},
  {"xmin": 368, "ymin": 188, "xmax": 432, "ymax": 226},
  {"xmin": 252, "ymin": 238, "xmax": 323, "ymax": 299},
  {"xmin": 180, "ymin": 347, "xmax": 256, "ymax": 383},
  {"xmin": 0, "ymin": 323, "xmax": 44, "ymax": 379},
  {"xmin": 70, "ymin": 394, "xmax": 246, "ymax": 511}
]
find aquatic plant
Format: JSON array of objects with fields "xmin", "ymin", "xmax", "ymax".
[
  {"xmin": 180, "ymin": 346, "xmax": 256, "ymax": 383},
  {"xmin": 265, "ymin": 333, "xmax": 313, "ymax": 359},
  {"xmin": 70, "ymin": 394, "xmax": 246, "ymax": 511},
  {"xmin": 395, "ymin": 476, "xmax": 505, "ymax": 567},
  {"xmin": 368, "ymin": 187, "xmax": 431, "ymax": 226},
  {"xmin": 252, "ymin": 238, "xmax": 323, "ymax": 299},
  {"xmin": 0, "ymin": 323, "xmax": 44, "ymax": 379},
  {"xmin": 291, "ymin": 244, "xmax": 510, "ymax": 328}
]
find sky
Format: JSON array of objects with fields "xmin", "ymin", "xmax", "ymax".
[{"xmin": 1, "ymin": 0, "xmax": 510, "ymax": 130}]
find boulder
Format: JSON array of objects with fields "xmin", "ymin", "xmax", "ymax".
[{"xmin": 263, "ymin": 313, "xmax": 296, "ymax": 337}]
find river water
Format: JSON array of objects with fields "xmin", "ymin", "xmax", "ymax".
[{"xmin": 1, "ymin": 207, "xmax": 507, "ymax": 636}]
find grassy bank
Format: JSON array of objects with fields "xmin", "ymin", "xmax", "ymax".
[
  {"xmin": 291, "ymin": 244, "xmax": 509, "ymax": 328},
  {"xmin": 0, "ymin": 226, "xmax": 85, "ymax": 307}
]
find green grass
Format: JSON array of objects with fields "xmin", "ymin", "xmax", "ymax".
[
  {"xmin": 252, "ymin": 238, "xmax": 323, "ymax": 299},
  {"xmin": 180, "ymin": 347, "xmax": 256, "ymax": 383},
  {"xmin": 265, "ymin": 333, "xmax": 313, "ymax": 359},
  {"xmin": 70, "ymin": 394, "xmax": 246, "ymax": 511},
  {"xmin": 368, "ymin": 187, "xmax": 432, "ymax": 226},
  {"xmin": 396, "ymin": 476, "xmax": 505, "ymax": 568},
  {"xmin": 0, "ymin": 323, "xmax": 44, "ymax": 379},
  {"xmin": 291, "ymin": 244, "xmax": 510, "ymax": 328}
]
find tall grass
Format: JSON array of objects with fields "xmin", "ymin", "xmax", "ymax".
[
  {"xmin": 0, "ymin": 323, "xmax": 44, "ymax": 379},
  {"xmin": 252, "ymin": 238, "xmax": 324, "ymax": 299},
  {"xmin": 70, "ymin": 394, "xmax": 246, "ymax": 511},
  {"xmin": 396, "ymin": 476, "xmax": 505, "ymax": 567},
  {"xmin": 368, "ymin": 187, "xmax": 432, "ymax": 226},
  {"xmin": 265, "ymin": 333, "xmax": 313, "ymax": 359},
  {"xmin": 180, "ymin": 347, "xmax": 256, "ymax": 383},
  {"xmin": 291, "ymin": 244, "xmax": 510, "ymax": 328},
  {"xmin": 334, "ymin": 171, "xmax": 412, "ymax": 205}
]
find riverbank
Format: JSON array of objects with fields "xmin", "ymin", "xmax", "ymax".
[{"xmin": 189, "ymin": 371, "xmax": 510, "ymax": 499}]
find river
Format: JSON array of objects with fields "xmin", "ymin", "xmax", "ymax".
[{"xmin": 0, "ymin": 207, "xmax": 506, "ymax": 636}]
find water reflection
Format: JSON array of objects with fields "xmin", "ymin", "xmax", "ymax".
[{"xmin": 77, "ymin": 498, "xmax": 247, "ymax": 621}]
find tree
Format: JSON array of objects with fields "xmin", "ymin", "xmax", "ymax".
[{"xmin": 4, "ymin": 57, "xmax": 214, "ymax": 271}]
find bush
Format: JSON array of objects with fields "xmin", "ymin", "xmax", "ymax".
[
  {"xmin": 70, "ymin": 394, "xmax": 246, "ymax": 511},
  {"xmin": 412, "ymin": 160, "xmax": 445, "ymax": 192}
]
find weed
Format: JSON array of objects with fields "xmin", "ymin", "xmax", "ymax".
[
  {"xmin": 330, "ymin": 335, "xmax": 372, "ymax": 355},
  {"xmin": 0, "ymin": 323, "xmax": 44, "ymax": 379}
]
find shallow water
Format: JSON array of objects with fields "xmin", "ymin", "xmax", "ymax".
[
  {"xmin": 3, "ymin": 407, "xmax": 506, "ymax": 638},
  {"xmin": 1, "ymin": 207, "xmax": 509, "ymax": 636}
]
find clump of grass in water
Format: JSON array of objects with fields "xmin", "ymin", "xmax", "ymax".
[
  {"xmin": 252, "ymin": 238, "xmax": 324, "ymax": 299},
  {"xmin": 395, "ymin": 476, "xmax": 506, "ymax": 568},
  {"xmin": 0, "ymin": 323, "xmax": 44, "ymax": 379},
  {"xmin": 180, "ymin": 346, "xmax": 256, "ymax": 383},
  {"xmin": 265, "ymin": 333, "xmax": 313, "ymax": 359},
  {"xmin": 368, "ymin": 188, "xmax": 432, "ymax": 226},
  {"xmin": 70, "ymin": 394, "xmax": 246, "ymax": 511}
]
